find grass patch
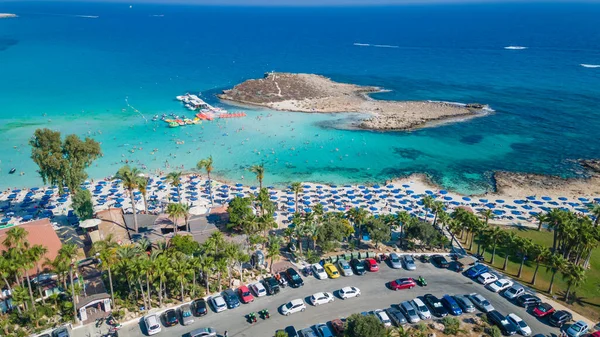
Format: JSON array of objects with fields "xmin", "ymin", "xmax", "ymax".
[{"xmin": 462, "ymin": 227, "xmax": 600, "ymax": 320}]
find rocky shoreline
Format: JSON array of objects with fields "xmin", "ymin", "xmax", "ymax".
[{"xmin": 218, "ymin": 72, "xmax": 488, "ymax": 131}]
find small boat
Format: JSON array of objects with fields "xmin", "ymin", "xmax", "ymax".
[
  {"xmin": 9, "ymin": 168, "xmax": 16, "ymax": 174},
  {"xmin": 168, "ymin": 122, "xmax": 179, "ymax": 128}
]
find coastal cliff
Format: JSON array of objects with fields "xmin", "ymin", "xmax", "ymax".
[
  {"xmin": 0, "ymin": 13, "xmax": 17, "ymax": 19},
  {"xmin": 218, "ymin": 72, "xmax": 488, "ymax": 131}
]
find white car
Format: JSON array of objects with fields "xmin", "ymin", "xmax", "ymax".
[
  {"xmin": 411, "ymin": 298, "xmax": 432, "ymax": 320},
  {"xmin": 281, "ymin": 299, "xmax": 307, "ymax": 316},
  {"xmin": 506, "ymin": 313, "xmax": 531, "ymax": 336},
  {"xmin": 209, "ymin": 294, "xmax": 228, "ymax": 313},
  {"xmin": 339, "ymin": 286, "xmax": 361, "ymax": 299},
  {"xmin": 374, "ymin": 309, "xmax": 392, "ymax": 327},
  {"xmin": 486, "ymin": 278, "xmax": 513, "ymax": 293},
  {"xmin": 310, "ymin": 292, "xmax": 335, "ymax": 306},
  {"xmin": 144, "ymin": 314, "xmax": 162, "ymax": 335},
  {"xmin": 477, "ymin": 272, "xmax": 498, "ymax": 285},
  {"xmin": 503, "ymin": 284, "xmax": 525, "ymax": 300},
  {"xmin": 311, "ymin": 263, "xmax": 328, "ymax": 280},
  {"xmin": 250, "ymin": 282, "xmax": 267, "ymax": 297}
]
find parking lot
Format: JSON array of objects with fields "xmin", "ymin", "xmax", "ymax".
[{"xmin": 98, "ymin": 258, "xmax": 570, "ymax": 337}]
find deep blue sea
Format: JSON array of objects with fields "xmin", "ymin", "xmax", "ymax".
[{"xmin": 1, "ymin": 1, "xmax": 599, "ymax": 193}]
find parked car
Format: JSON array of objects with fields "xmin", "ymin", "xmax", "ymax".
[
  {"xmin": 324, "ymin": 263, "xmax": 340, "ymax": 279},
  {"xmin": 487, "ymin": 310, "xmax": 518, "ymax": 336},
  {"xmin": 179, "ymin": 304, "xmax": 194, "ymax": 326},
  {"xmin": 431, "ymin": 255, "xmax": 450, "ymax": 268},
  {"xmin": 533, "ymin": 303, "xmax": 555, "ymax": 318},
  {"xmin": 386, "ymin": 307, "xmax": 408, "ymax": 326},
  {"xmin": 264, "ymin": 277, "xmax": 280, "ymax": 295},
  {"xmin": 423, "ymin": 294, "xmax": 448, "ymax": 317},
  {"xmin": 477, "ymin": 272, "xmax": 498, "ymax": 285},
  {"xmin": 350, "ymin": 259, "xmax": 366, "ymax": 275},
  {"xmin": 144, "ymin": 314, "xmax": 161, "ymax": 335},
  {"xmin": 487, "ymin": 279, "xmax": 514, "ymax": 293},
  {"xmin": 312, "ymin": 263, "xmax": 328, "ymax": 280},
  {"xmin": 468, "ymin": 293, "xmax": 495, "ymax": 312},
  {"xmin": 310, "ymin": 292, "xmax": 335, "ymax": 306},
  {"xmin": 281, "ymin": 299, "xmax": 307, "ymax": 316},
  {"xmin": 465, "ymin": 264, "xmax": 489, "ymax": 278},
  {"xmin": 516, "ymin": 294, "xmax": 541, "ymax": 308},
  {"xmin": 339, "ymin": 286, "xmax": 361, "ymax": 299},
  {"xmin": 454, "ymin": 295, "xmax": 476, "ymax": 313},
  {"xmin": 298, "ymin": 328, "xmax": 318, "ymax": 337},
  {"xmin": 52, "ymin": 327, "xmax": 69, "ymax": 337},
  {"xmin": 389, "ymin": 253, "xmax": 402, "ymax": 269},
  {"xmin": 548, "ymin": 310, "xmax": 573, "ymax": 327},
  {"xmin": 209, "ymin": 294, "xmax": 228, "ymax": 313},
  {"xmin": 250, "ymin": 282, "xmax": 267, "ymax": 297},
  {"xmin": 441, "ymin": 295, "xmax": 463, "ymax": 316},
  {"xmin": 400, "ymin": 301, "xmax": 421, "ymax": 323},
  {"xmin": 222, "ymin": 289, "xmax": 240, "ymax": 309},
  {"xmin": 192, "ymin": 298, "xmax": 208, "ymax": 317},
  {"xmin": 506, "ymin": 313, "xmax": 532, "ymax": 336},
  {"xmin": 402, "ymin": 255, "xmax": 417, "ymax": 270},
  {"xmin": 374, "ymin": 309, "xmax": 392, "ymax": 327},
  {"xmin": 189, "ymin": 327, "xmax": 217, "ymax": 337},
  {"xmin": 503, "ymin": 284, "xmax": 525, "ymax": 300},
  {"xmin": 337, "ymin": 259, "xmax": 354, "ymax": 276},
  {"xmin": 566, "ymin": 321, "xmax": 589, "ymax": 337},
  {"xmin": 365, "ymin": 258, "xmax": 379, "ymax": 272},
  {"xmin": 389, "ymin": 277, "xmax": 416, "ymax": 290},
  {"xmin": 237, "ymin": 285, "xmax": 254, "ymax": 304},
  {"xmin": 314, "ymin": 323, "xmax": 334, "ymax": 337},
  {"xmin": 286, "ymin": 268, "xmax": 305, "ymax": 288},
  {"xmin": 411, "ymin": 298, "xmax": 432, "ymax": 319},
  {"xmin": 279, "ymin": 326, "xmax": 299, "ymax": 337},
  {"xmin": 330, "ymin": 318, "xmax": 345, "ymax": 336},
  {"xmin": 163, "ymin": 309, "xmax": 179, "ymax": 327}
]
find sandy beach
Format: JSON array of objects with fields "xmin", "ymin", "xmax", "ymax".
[{"xmin": 218, "ymin": 72, "xmax": 489, "ymax": 131}]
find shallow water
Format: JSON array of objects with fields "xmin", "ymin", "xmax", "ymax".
[{"xmin": 1, "ymin": 2, "xmax": 599, "ymax": 194}]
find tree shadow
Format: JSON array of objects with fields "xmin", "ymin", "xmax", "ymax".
[{"xmin": 556, "ymin": 290, "xmax": 600, "ymax": 308}]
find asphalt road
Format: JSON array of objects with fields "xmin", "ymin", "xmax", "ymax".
[{"xmin": 104, "ymin": 260, "xmax": 566, "ymax": 337}]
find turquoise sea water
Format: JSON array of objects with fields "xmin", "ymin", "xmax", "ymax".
[{"xmin": 1, "ymin": 2, "xmax": 599, "ymax": 194}]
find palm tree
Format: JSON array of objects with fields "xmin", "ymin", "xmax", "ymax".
[
  {"xmin": 290, "ymin": 182, "xmax": 303, "ymax": 213},
  {"xmin": 137, "ymin": 176, "xmax": 150, "ymax": 214},
  {"xmin": 10, "ymin": 286, "xmax": 29, "ymax": 314},
  {"xmin": 215, "ymin": 258, "xmax": 228, "ymax": 292},
  {"xmin": 249, "ymin": 164, "xmax": 265, "ymax": 190},
  {"xmin": 171, "ymin": 253, "xmax": 190, "ymax": 301},
  {"xmin": 196, "ymin": 156, "xmax": 214, "ymax": 204},
  {"xmin": 588, "ymin": 203, "xmax": 600, "ymax": 226},
  {"xmin": 501, "ymin": 231, "xmax": 517, "ymax": 271},
  {"xmin": 479, "ymin": 209, "xmax": 494, "ymax": 226},
  {"xmin": 166, "ymin": 171, "xmax": 183, "ymax": 203},
  {"xmin": 92, "ymin": 235, "xmax": 119, "ymax": 309},
  {"xmin": 431, "ymin": 201, "xmax": 445, "ymax": 227},
  {"xmin": 487, "ymin": 226, "xmax": 504, "ymax": 265},
  {"xmin": 4, "ymin": 227, "xmax": 36, "ymax": 310},
  {"xmin": 516, "ymin": 238, "xmax": 533, "ymax": 278},
  {"xmin": 546, "ymin": 254, "xmax": 567, "ymax": 294},
  {"xmin": 563, "ymin": 263, "xmax": 586, "ymax": 301},
  {"xmin": 535, "ymin": 212, "xmax": 548, "ymax": 231},
  {"xmin": 29, "ymin": 244, "xmax": 48, "ymax": 304},
  {"xmin": 166, "ymin": 203, "xmax": 184, "ymax": 234},
  {"xmin": 347, "ymin": 207, "xmax": 368, "ymax": 247},
  {"xmin": 547, "ymin": 208, "xmax": 568, "ymax": 252},
  {"xmin": 530, "ymin": 244, "xmax": 550, "ymax": 285},
  {"xmin": 422, "ymin": 195, "xmax": 434, "ymax": 222},
  {"xmin": 198, "ymin": 255, "xmax": 215, "ymax": 293},
  {"xmin": 115, "ymin": 165, "xmax": 142, "ymax": 232}
]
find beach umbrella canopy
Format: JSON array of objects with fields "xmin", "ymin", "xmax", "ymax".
[
  {"xmin": 369, "ymin": 206, "xmax": 378, "ymax": 211},
  {"xmin": 542, "ymin": 196, "xmax": 552, "ymax": 201},
  {"xmin": 439, "ymin": 190, "xmax": 448, "ymax": 195},
  {"xmin": 443, "ymin": 196, "xmax": 452, "ymax": 201},
  {"xmin": 579, "ymin": 197, "xmax": 589, "ymax": 202},
  {"xmin": 526, "ymin": 196, "xmax": 536, "ymax": 200},
  {"xmin": 558, "ymin": 197, "xmax": 568, "ymax": 201},
  {"xmin": 496, "ymin": 199, "xmax": 505, "ymax": 203}
]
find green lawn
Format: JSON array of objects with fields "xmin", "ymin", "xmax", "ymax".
[{"xmin": 463, "ymin": 227, "xmax": 600, "ymax": 321}]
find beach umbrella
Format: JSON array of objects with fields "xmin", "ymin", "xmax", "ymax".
[
  {"xmin": 479, "ymin": 199, "xmax": 488, "ymax": 203},
  {"xmin": 425, "ymin": 190, "xmax": 433, "ymax": 195},
  {"xmin": 485, "ymin": 203, "xmax": 495, "ymax": 208},
  {"xmin": 493, "ymin": 210, "xmax": 505, "ymax": 215},
  {"xmin": 462, "ymin": 197, "xmax": 471, "ymax": 201},
  {"xmin": 532, "ymin": 201, "xmax": 544, "ymax": 205},
  {"xmin": 406, "ymin": 190, "xmax": 414, "ymax": 194},
  {"xmin": 369, "ymin": 206, "xmax": 378, "ymax": 211},
  {"xmin": 450, "ymin": 201, "xmax": 460, "ymax": 205},
  {"xmin": 579, "ymin": 197, "xmax": 589, "ymax": 202},
  {"xmin": 443, "ymin": 196, "xmax": 452, "ymax": 201},
  {"xmin": 57, "ymin": 198, "xmax": 68, "ymax": 203},
  {"xmin": 496, "ymin": 199, "xmax": 505, "ymax": 203},
  {"xmin": 526, "ymin": 196, "xmax": 536, "ymax": 200},
  {"xmin": 373, "ymin": 184, "xmax": 380, "ymax": 189},
  {"xmin": 439, "ymin": 190, "xmax": 448, "ymax": 195},
  {"xmin": 542, "ymin": 196, "xmax": 552, "ymax": 201},
  {"xmin": 304, "ymin": 208, "xmax": 312, "ymax": 213},
  {"xmin": 303, "ymin": 200, "xmax": 311, "ymax": 205},
  {"xmin": 386, "ymin": 185, "xmax": 394, "ymax": 188},
  {"xmin": 30, "ymin": 187, "xmax": 39, "ymax": 191},
  {"xmin": 402, "ymin": 184, "xmax": 410, "ymax": 188},
  {"xmin": 337, "ymin": 207, "xmax": 345, "ymax": 211},
  {"xmin": 522, "ymin": 205, "xmax": 533, "ymax": 210},
  {"xmin": 558, "ymin": 197, "xmax": 568, "ymax": 201}
]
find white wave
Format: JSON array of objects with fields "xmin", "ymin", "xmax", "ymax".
[
  {"xmin": 373, "ymin": 44, "xmax": 399, "ymax": 48},
  {"xmin": 353, "ymin": 43, "xmax": 370, "ymax": 46},
  {"xmin": 151, "ymin": 14, "xmax": 164, "ymax": 17},
  {"xmin": 580, "ymin": 64, "xmax": 600, "ymax": 68},
  {"xmin": 504, "ymin": 46, "xmax": 527, "ymax": 50}
]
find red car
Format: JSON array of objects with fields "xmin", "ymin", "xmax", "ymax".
[
  {"xmin": 389, "ymin": 277, "xmax": 416, "ymax": 290},
  {"xmin": 365, "ymin": 258, "xmax": 379, "ymax": 272},
  {"xmin": 533, "ymin": 303, "xmax": 555, "ymax": 318},
  {"xmin": 238, "ymin": 285, "xmax": 254, "ymax": 304}
]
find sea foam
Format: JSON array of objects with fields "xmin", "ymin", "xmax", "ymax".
[
  {"xmin": 504, "ymin": 46, "xmax": 527, "ymax": 50},
  {"xmin": 580, "ymin": 64, "xmax": 600, "ymax": 68}
]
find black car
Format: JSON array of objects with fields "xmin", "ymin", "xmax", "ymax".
[
  {"xmin": 487, "ymin": 310, "xmax": 518, "ymax": 335},
  {"xmin": 423, "ymin": 294, "xmax": 448, "ymax": 317},
  {"xmin": 431, "ymin": 255, "xmax": 450, "ymax": 268},
  {"xmin": 222, "ymin": 289, "xmax": 240, "ymax": 309},
  {"xmin": 548, "ymin": 310, "xmax": 573, "ymax": 327},
  {"xmin": 350, "ymin": 258, "xmax": 366, "ymax": 275},
  {"xmin": 285, "ymin": 268, "xmax": 304, "ymax": 288},
  {"xmin": 192, "ymin": 298, "xmax": 208, "ymax": 317},
  {"xmin": 386, "ymin": 307, "xmax": 408, "ymax": 326},
  {"xmin": 516, "ymin": 294, "xmax": 541, "ymax": 308},
  {"xmin": 264, "ymin": 277, "xmax": 280, "ymax": 295},
  {"xmin": 163, "ymin": 309, "xmax": 179, "ymax": 327}
]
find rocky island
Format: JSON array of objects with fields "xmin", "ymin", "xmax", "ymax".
[
  {"xmin": 218, "ymin": 72, "xmax": 489, "ymax": 131},
  {"xmin": 0, "ymin": 13, "xmax": 17, "ymax": 19}
]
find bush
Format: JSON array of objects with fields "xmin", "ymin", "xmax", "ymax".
[
  {"xmin": 275, "ymin": 331, "xmax": 288, "ymax": 337},
  {"xmin": 488, "ymin": 326, "xmax": 502, "ymax": 337},
  {"xmin": 345, "ymin": 313, "xmax": 386, "ymax": 337},
  {"xmin": 442, "ymin": 316, "xmax": 461, "ymax": 335}
]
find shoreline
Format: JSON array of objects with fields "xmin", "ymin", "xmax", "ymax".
[{"xmin": 217, "ymin": 72, "xmax": 488, "ymax": 131}]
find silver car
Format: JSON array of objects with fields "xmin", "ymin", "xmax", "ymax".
[
  {"xmin": 468, "ymin": 293, "xmax": 494, "ymax": 313},
  {"xmin": 189, "ymin": 327, "xmax": 217, "ymax": 337},
  {"xmin": 453, "ymin": 295, "xmax": 475, "ymax": 313},
  {"xmin": 402, "ymin": 255, "xmax": 416, "ymax": 271},
  {"xmin": 337, "ymin": 259, "xmax": 354, "ymax": 276},
  {"xmin": 389, "ymin": 253, "xmax": 402, "ymax": 269},
  {"xmin": 386, "ymin": 307, "xmax": 408, "ymax": 325},
  {"xmin": 179, "ymin": 304, "xmax": 194, "ymax": 325},
  {"xmin": 400, "ymin": 301, "xmax": 420, "ymax": 323},
  {"xmin": 209, "ymin": 294, "xmax": 228, "ymax": 313},
  {"xmin": 298, "ymin": 328, "xmax": 318, "ymax": 337}
]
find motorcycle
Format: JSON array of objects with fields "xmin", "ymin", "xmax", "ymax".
[
  {"xmin": 302, "ymin": 266, "xmax": 313, "ymax": 277},
  {"xmin": 259, "ymin": 309, "xmax": 270, "ymax": 319},
  {"xmin": 95, "ymin": 317, "xmax": 104, "ymax": 328},
  {"xmin": 107, "ymin": 315, "xmax": 122, "ymax": 329},
  {"xmin": 247, "ymin": 312, "xmax": 257, "ymax": 324},
  {"xmin": 277, "ymin": 273, "xmax": 288, "ymax": 288},
  {"xmin": 416, "ymin": 276, "xmax": 427, "ymax": 287}
]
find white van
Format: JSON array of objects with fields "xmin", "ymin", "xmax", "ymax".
[
  {"xmin": 144, "ymin": 314, "xmax": 162, "ymax": 335},
  {"xmin": 477, "ymin": 272, "xmax": 498, "ymax": 285}
]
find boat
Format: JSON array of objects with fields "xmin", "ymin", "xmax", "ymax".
[
  {"xmin": 9, "ymin": 168, "xmax": 16, "ymax": 174},
  {"xmin": 504, "ymin": 46, "xmax": 527, "ymax": 50},
  {"xmin": 168, "ymin": 122, "xmax": 179, "ymax": 128}
]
